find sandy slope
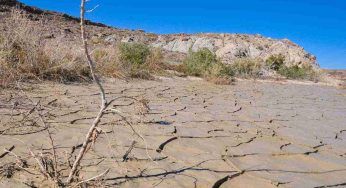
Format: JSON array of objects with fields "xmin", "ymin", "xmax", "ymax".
[{"xmin": 0, "ymin": 78, "xmax": 345, "ymax": 187}]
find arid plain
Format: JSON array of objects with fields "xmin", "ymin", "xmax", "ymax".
[{"xmin": 1, "ymin": 77, "xmax": 345, "ymax": 187}]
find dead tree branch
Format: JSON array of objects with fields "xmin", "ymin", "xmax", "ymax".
[
  {"xmin": 66, "ymin": 0, "xmax": 108, "ymax": 183},
  {"xmin": 73, "ymin": 168, "xmax": 110, "ymax": 188},
  {"xmin": 35, "ymin": 106, "xmax": 58, "ymax": 180}
]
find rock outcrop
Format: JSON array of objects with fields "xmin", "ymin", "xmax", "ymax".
[
  {"xmin": 102, "ymin": 32, "xmax": 317, "ymax": 68},
  {"xmin": 150, "ymin": 34, "xmax": 317, "ymax": 67}
]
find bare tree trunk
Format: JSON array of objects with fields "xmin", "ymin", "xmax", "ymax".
[
  {"xmin": 79, "ymin": 1, "xmax": 106, "ymax": 108},
  {"xmin": 66, "ymin": 0, "xmax": 107, "ymax": 183}
]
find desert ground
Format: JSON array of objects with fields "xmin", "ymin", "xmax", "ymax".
[{"xmin": 0, "ymin": 77, "xmax": 345, "ymax": 188}]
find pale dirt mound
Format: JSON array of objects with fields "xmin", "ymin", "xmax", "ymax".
[{"xmin": 1, "ymin": 78, "xmax": 346, "ymax": 187}]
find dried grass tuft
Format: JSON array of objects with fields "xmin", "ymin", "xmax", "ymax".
[{"xmin": 0, "ymin": 10, "xmax": 92, "ymax": 88}]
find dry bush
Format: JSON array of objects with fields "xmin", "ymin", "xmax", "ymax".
[
  {"xmin": 0, "ymin": 10, "xmax": 91, "ymax": 88},
  {"xmin": 231, "ymin": 58, "xmax": 262, "ymax": 78},
  {"xmin": 169, "ymin": 63, "xmax": 188, "ymax": 75},
  {"xmin": 43, "ymin": 39, "xmax": 93, "ymax": 82},
  {"xmin": 0, "ymin": 10, "xmax": 49, "ymax": 86},
  {"xmin": 92, "ymin": 47, "xmax": 127, "ymax": 78},
  {"xmin": 97, "ymin": 42, "xmax": 166, "ymax": 80},
  {"xmin": 146, "ymin": 48, "xmax": 168, "ymax": 75}
]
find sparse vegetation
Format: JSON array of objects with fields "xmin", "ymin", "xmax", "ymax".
[
  {"xmin": 93, "ymin": 43, "xmax": 166, "ymax": 80},
  {"xmin": 118, "ymin": 43, "xmax": 150, "ymax": 66},
  {"xmin": 0, "ymin": 11, "xmax": 321, "ymax": 89},
  {"xmin": 266, "ymin": 54, "xmax": 285, "ymax": 71},
  {"xmin": 278, "ymin": 64, "xmax": 319, "ymax": 80},
  {"xmin": 183, "ymin": 48, "xmax": 219, "ymax": 76},
  {"xmin": 180, "ymin": 48, "xmax": 235, "ymax": 84},
  {"xmin": 0, "ymin": 11, "xmax": 166, "ymax": 87},
  {"xmin": 0, "ymin": 10, "xmax": 91, "ymax": 88},
  {"xmin": 183, "ymin": 48, "xmax": 234, "ymax": 77},
  {"xmin": 265, "ymin": 54, "xmax": 319, "ymax": 80},
  {"xmin": 146, "ymin": 48, "xmax": 167, "ymax": 73},
  {"xmin": 93, "ymin": 48, "xmax": 126, "ymax": 78},
  {"xmin": 180, "ymin": 48, "xmax": 266, "ymax": 83},
  {"xmin": 230, "ymin": 58, "xmax": 262, "ymax": 78},
  {"xmin": 117, "ymin": 42, "xmax": 166, "ymax": 79},
  {"xmin": 180, "ymin": 51, "xmax": 319, "ymax": 82}
]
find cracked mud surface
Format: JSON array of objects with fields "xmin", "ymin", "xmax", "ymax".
[{"xmin": 1, "ymin": 78, "xmax": 346, "ymax": 187}]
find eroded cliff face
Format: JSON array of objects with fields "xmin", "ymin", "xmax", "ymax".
[{"xmin": 150, "ymin": 34, "xmax": 318, "ymax": 67}]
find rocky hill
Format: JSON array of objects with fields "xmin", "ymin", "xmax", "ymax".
[
  {"xmin": 0, "ymin": 0, "xmax": 318, "ymax": 68},
  {"xmin": 152, "ymin": 34, "xmax": 318, "ymax": 67}
]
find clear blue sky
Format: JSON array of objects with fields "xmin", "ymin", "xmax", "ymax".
[{"xmin": 21, "ymin": 0, "xmax": 346, "ymax": 69}]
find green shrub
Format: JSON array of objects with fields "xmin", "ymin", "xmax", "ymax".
[
  {"xmin": 179, "ymin": 48, "xmax": 239, "ymax": 85},
  {"xmin": 118, "ymin": 43, "xmax": 150, "ymax": 66},
  {"xmin": 278, "ymin": 64, "xmax": 318, "ymax": 80},
  {"xmin": 266, "ymin": 54, "xmax": 285, "ymax": 71},
  {"xmin": 181, "ymin": 48, "xmax": 270, "ymax": 82},
  {"xmin": 182, "ymin": 48, "xmax": 235, "ymax": 79},
  {"xmin": 266, "ymin": 54, "xmax": 318, "ymax": 81},
  {"xmin": 277, "ymin": 65, "xmax": 305, "ymax": 79},
  {"xmin": 183, "ymin": 48, "xmax": 219, "ymax": 76},
  {"xmin": 116, "ymin": 43, "xmax": 165, "ymax": 79}
]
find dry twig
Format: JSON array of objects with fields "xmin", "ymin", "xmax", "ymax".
[
  {"xmin": 0, "ymin": 145, "xmax": 15, "ymax": 159},
  {"xmin": 66, "ymin": 0, "xmax": 108, "ymax": 183}
]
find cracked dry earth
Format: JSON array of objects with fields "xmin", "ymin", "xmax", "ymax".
[{"xmin": 1, "ymin": 78, "xmax": 346, "ymax": 188}]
